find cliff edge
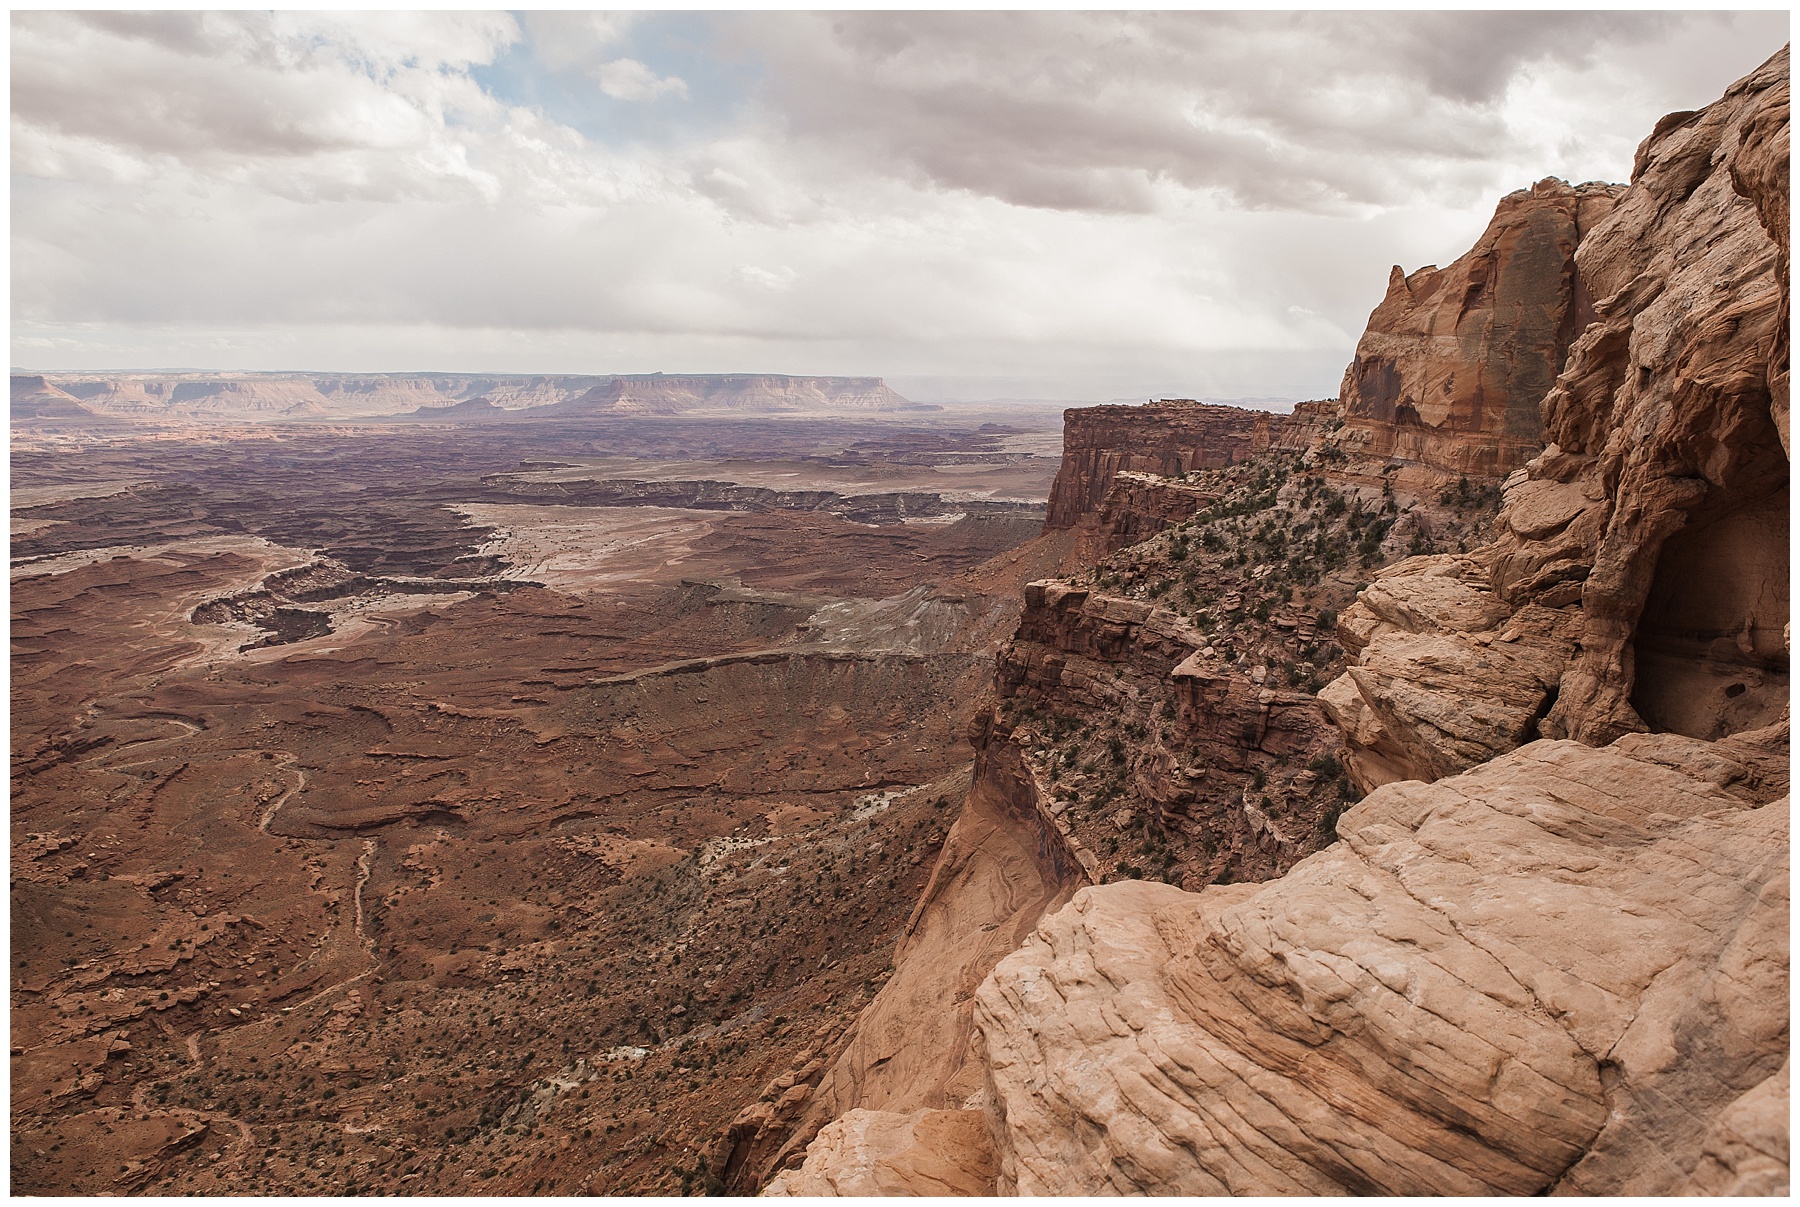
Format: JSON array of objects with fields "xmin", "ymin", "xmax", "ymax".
[{"xmin": 757, "ymin": 46, "xmax": 1788, "ymax": 1197}]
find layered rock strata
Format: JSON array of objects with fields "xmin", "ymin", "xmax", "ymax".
[
  {"xmin": 762, "ymin": 1109, "xmax": 996, "ymax": 1196},
  {"xmin": 757, "ymin": 49, "xmax": 1789, "ymax": 1198},
  {"xmin": 1331, "ymin": 178, "xmax": 1624, "ymax": 493},
  {"xmin": 1078, "ymin": 471, "xmax": 1219, "ymax": 556},
  {"xmin": 1325, "ymin": 46, "xmax": 1789, "ymax": 788},
  {"xmin": 1045, "ymin": 402, "xmax": 1297, "ymax": 527},
  {"xmin": 1317, "ymin": 553, "xmax": 1583, "ymax": 790},
  {"xmin": 973, "ymin": 725, "xmax": 1788, "ymax": 1195}
]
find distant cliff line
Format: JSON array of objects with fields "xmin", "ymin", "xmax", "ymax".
[{"xmin": 11, "ymin": 371, "xmax": 937, "ymax": 423}]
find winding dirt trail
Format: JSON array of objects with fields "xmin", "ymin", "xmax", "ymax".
[
  {"xmin": 282, "ymin": 969, "xmax": 374, "ymax": 1017},
  {"xmin": 257, "ymin": 753, "xmax": 305, "ymax": 833}
]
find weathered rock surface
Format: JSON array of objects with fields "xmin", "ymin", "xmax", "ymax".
[
  {"xmin": 974, "ymin": 725, "xmax": 1788, "ymax": 1195},
  {"xmin": 763, "ymin": 1108, "xmax": 997, "ymax": 1196},
  {"xmin": 1535, "ymin": 47, "xmax": 1790, "ymax": 745},
  {"xmin": 1045, "ymin": 401, "xmax": 1297, "ymax": 528},
  {"xmin": 1077, "ymin": 471, "xmax": 1218, "ymax": 557},
  {"xmin": 1064, "ymin": 400, "xmax": 1339, "ymax": 559},
  {"xmin": 1331, "ymin": 178, "xmax": 1623, "ymax": 491},
  {"xmin": 1325, "ymin": 47, "xmax": 1789, "ymax": 784},
  {"xmin": 1319, "ymin": 554, "xmax": 1582, "ymax": 790}
]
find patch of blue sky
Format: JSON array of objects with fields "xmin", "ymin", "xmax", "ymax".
[{"xmin": 470, "ymin": 12, "xmax": 763, "ymax": 148}]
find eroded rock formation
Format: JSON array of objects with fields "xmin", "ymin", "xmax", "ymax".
[
  {"xmin": 1078, "ymin": 471, "xmax": 1219, "ymax": 555},
  {"xmin": 759, "ymin": 47, "xmax": 1789, "ymax": 1198},
  {"xmin": 763, "ymin": 1108, "xmax": 996, "ymax": 1196},
  {"xmin": 1327, "ymin": 46, "xmax": 1789, "ymax": 788},
  {"xmin": 1044, "ymin": 401, "xmax": 1297, "ymax": 528},
  {"xmin": 1540, "ymin": 49, "xmax": 1790, "ymax": 745},
  {"xmin": 974, "ymin": 726, "xmax": 1788, "ymax": 1195},
  {"xmin": 1332, "ymin": 178, "xmax": 1623, "ymax": 493}
]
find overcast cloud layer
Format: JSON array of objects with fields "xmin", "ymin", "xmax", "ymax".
[{"xmin": 11, "ymin": 10, "xmax": 1789, "ymax": 400}]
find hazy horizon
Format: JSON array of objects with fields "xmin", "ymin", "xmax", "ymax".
[
  {"xmin": 13, "ymin": 11, "xmax": 1789, "ymax": 399},
  {"xmin": 10, "ymin": 363, "xmax": 1336, "ymax": 407}
]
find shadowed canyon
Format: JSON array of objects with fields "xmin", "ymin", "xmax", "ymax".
[{"xmin": 12, "ymin": 46, "xmax": 1790, "ymax": 1199}]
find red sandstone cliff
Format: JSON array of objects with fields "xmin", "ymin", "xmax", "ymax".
[
  {"xmin": 1043, "ymin": 401, "xmax": 1303, "ymax": 528},
  {"xmin": 1331, "ymin": 177, "xmax": 1623, "ymax": 493},
  {"xmin": 1326, "ymin": 45, "xmax": 1790, "ymax": 788}
]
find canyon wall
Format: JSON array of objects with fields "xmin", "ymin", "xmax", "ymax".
[
  {"xmin": 1330, "ymin": 178, "xmax": 1624, "ymax": 495},
  {"xmin": 1326, "ymin": 45, "xmax": 1790, "ymax": 789},
  {"xmin": 759, "ymin": 45, "xmax": 1788, "ymax": 1199},
  {"xmin": 1044, "ymin": 401, "xmax": 1298, "ymax": 528}
]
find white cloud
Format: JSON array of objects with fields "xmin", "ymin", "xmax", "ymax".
[
  {"xmin": 9, "ymin": 10, "xmax": 1789, "ymax": 397},
  {"xmin": 591, "ymin": 58, "xmax": 689, "ymax": 103},
  {"xmin": 733, "ymin": 264, "xmax": 798, "ymax": 292}
]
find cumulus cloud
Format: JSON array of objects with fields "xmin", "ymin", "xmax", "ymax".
[{"xmin": 9, "ymin": 9, "xmax": 1789, "ymax": 395}]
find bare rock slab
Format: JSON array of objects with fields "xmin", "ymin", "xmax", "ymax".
[{"xmin": 973, "ymin": 728, "xmax": 1788, "ymax": 1195}]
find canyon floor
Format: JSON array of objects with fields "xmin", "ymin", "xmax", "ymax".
[{"xmin": 9, "ymin": 409, "xmax": 1075, "ymax": 1195}]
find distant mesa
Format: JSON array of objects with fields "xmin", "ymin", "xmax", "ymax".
[
  {"xmin": 388, "ymin": 396, "xmax": 511, "ymax": 423},
  {"xmin": 527, "ymin": 374, "xmax": 937, "ymax": 417},
  {"xmin": 13, "ymin": 371, "xmax": 933, "ymax": 422},
  {"xmin": 32, "ymin": 372, "xmax": 608, "ymax": 421},
  {"xmin": 10, "ymin": 374, "xmax": 114, "ymax": 423}
]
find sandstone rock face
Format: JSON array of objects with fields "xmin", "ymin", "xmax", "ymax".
[
  {"xmin": 1534, "ymin": 47, "xmax": 1790, "ymax": 745},
  {"xmin": 1325, "ymin": 48, "xmax": 1789, "ymax": 783},
  {"xmin": 974, "ymin": 726, "xmax": 1789, "ymax": 1195},
  {"xmin": 759, "ymin": 51, "xmax": 1790, "ymax": 1198},
  {"xmin": 1332, "ymin": 178, "xmax": 1623, "ymax": 489},
  {"xmin": 1078, "ymin": 471, "xmax": 1218, "ymax": 557},
  {"xmin": 1319, "ymin": 554, "xmax": 1582, "ymax": 790},
  {"xmin": 763, "ymin": 1108, "xmax": 997, "ymax": 1196},
  {"xmin": 1045, "ymin": 402, "xmax": 1296, "ymax": 528}
]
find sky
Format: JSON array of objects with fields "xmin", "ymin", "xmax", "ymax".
[{"xmin": 10, "ymin": 9, "xmax": 1790, "ymax": 402}]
